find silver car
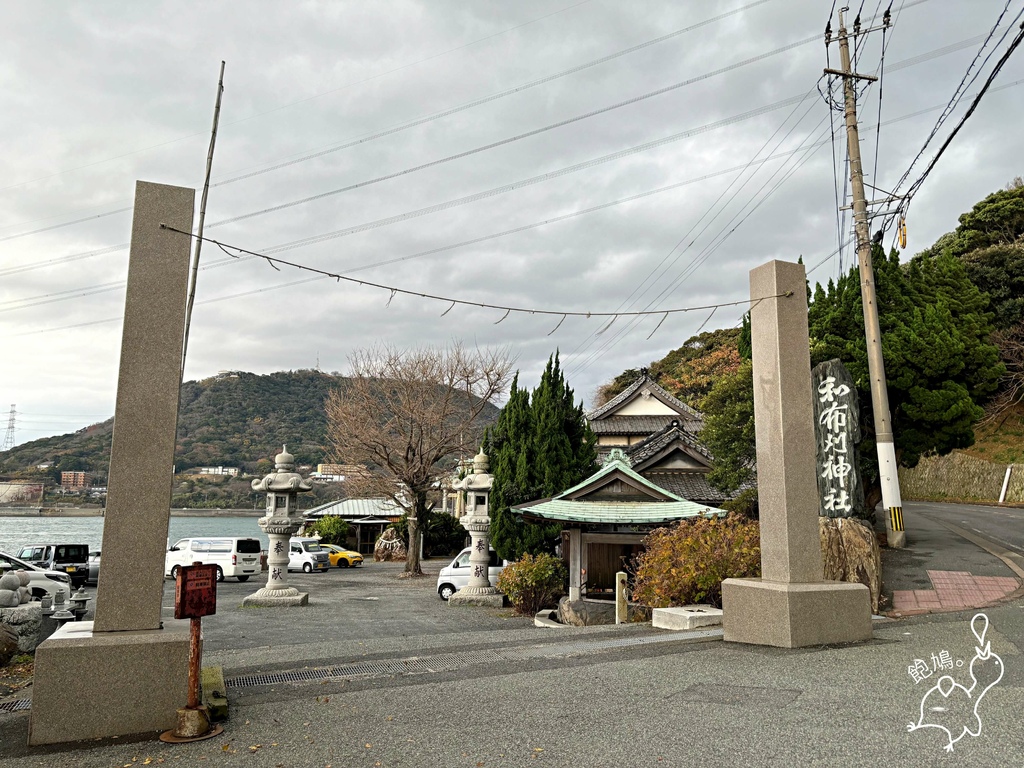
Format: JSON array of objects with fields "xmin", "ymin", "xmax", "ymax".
[{"xmin": 0, "ymin": 550, "xmax": 73, "ymax": 603}]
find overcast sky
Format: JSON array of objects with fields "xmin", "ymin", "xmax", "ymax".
[{"xmin": 2, "ymin": 0, "xmax": 1023, "ymax": 448}]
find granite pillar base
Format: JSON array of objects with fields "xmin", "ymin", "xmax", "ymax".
[
  {"xmin": 29, "ymin": 620, "xmax": 190, "ymax": 745},
  {"xmin": 241, "ymin": 588, "xmax": 308, "ymax": 607},
  {"xmin": 447, "ymin": 590, "xmax": 504, "ymax": 608},
  {"xmin": 722, "ymin": 578, "xmax": 872, "ymax": 648}
]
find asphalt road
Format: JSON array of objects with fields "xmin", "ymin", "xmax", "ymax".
[{"xmin": 907, "ymin": 500, "xmax": 1024, "ymax": 557}]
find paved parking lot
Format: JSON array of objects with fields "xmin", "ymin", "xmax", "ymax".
[{"xmin": 81, "ymin": 558, "xmax": 532, "ymax": 657}]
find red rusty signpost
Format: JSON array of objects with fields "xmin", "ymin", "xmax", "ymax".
[{"xmin": 161, "ymin": 562, "xmax": 220, "ymax": 742}]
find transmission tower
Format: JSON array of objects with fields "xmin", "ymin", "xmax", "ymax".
[{"xmin": 2, "ymin": 405, "xmax": 15, "ymax": 451}]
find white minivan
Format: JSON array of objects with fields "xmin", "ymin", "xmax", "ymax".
[
  {"xmin": 436, "ymin": 547, "xmax": 507, "ymax": 601},
  {"xmin": 288, "ymin": 537, "xmax": 330, "ymax": 573},
  {"xmin": 165, "ymin": 537, "xmax": 263, "ymax": 582}
]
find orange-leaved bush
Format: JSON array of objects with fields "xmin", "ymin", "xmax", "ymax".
[{"xmin": 631, "ymin": 515, "xmax": 761, "ymax": 608}]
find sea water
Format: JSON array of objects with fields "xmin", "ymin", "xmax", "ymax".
[{"xmin": 0, "ymin": 515, "xmax": 269, "ymax": 555}]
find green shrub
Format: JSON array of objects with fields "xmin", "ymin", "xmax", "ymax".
[
  {"xmin": 305, "ymin": 515, "xmax": 350, "ymax": 546},
  {"xmin": 496, "ymin": 553, "xmax": 568, "ymax": 615},
  {"xmin": 632, "ymin": 514, "xmax": 761, "ymax": 608}
]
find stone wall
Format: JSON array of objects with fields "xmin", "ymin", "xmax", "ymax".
[{"xmin": 899, "ymin": 452, "xmax": 1023, "ymax": 503}]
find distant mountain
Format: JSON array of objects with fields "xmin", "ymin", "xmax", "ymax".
[{"xmin": 0, "ymin": 369, "xmax": 500, "ymax": 482}]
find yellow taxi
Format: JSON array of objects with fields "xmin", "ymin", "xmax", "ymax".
[{"xmin": 319, "ymin": 543, "xmax": 364, "ymax": 568}]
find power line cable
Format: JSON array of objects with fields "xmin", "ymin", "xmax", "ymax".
[
  {"xmin": 206, "ymin": 35, "xmax": 822, "ymax": 231},
  {"xmin": 0, "ymin": 0, "xmax": 599, "ymax": 194},
  {"xmin": 159, "ymin": 224, "xmax": 791, "ymax": 327},
  {"xmin": 210, "ymin": 1, "xmax": 774, "ymax": 188},
  {"xmin": 10, "ymin": 74, "xmax": 1024, "ymax": 316}
]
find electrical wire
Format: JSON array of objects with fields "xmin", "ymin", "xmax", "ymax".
[
  {"xmin": 10, "ymin": 73, "xmax": 1023, "ymax": 317},
  {"xmin": 0, "ymin": 0, "xmax": 599, "ymax": 194},
  {"xmin": 159, "ymin": 224, "xmax": 791, "ymax": 321},
  {"xmin": 206, "ymin": 35, "xmax": 821, "ymax": 231},
  {"xmin": 210, "ymin": 1, "xmax": 773, "ymax": 188}
]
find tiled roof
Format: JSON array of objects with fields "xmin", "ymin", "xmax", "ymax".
[
  {"xmin": 590, "ymin": 415, "xmax": 701, "ymax": 435},
  {"xmin": 643, "ymin": 471, "xmax": 756, "ymax": 504},
  {"xmin": 553, "ymin": 449, "xmax": 682, "ymax": 501},
  {"xmin": 625, "ymin": 422, "xmax": 711, "ymax": 465},
  {"xmin": 587, "ymin": 372, "xmax": 701, "ymax": 421}
]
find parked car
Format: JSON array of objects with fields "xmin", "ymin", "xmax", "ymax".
[
  {"xmin": 436, "ymin": 547, "xmax": 507, "ymax": 601},
  {"xmin": 16, "ymin": 543, "xmax": 89, "ymax": 588},
  {"xmin": 164, "ymin": 537, "xmax": 263, "ymax": 582},
  {"xmin": 0, "ymin": 551, "xmax": 73, "ymax": 603},
  {"xmin": 288, "ymin": 538, "xmax": 330, "ymax": 573},
  {"xmin": 318, "ymin": 543, "xmax": 364, "ymax": 568},
  {"xmin": 87, "ymin": 550, "xmax": 101, "ymax": 585}
]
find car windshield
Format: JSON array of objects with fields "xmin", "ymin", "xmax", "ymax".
[
  {"xmin": 237, "ymin": 539, "xmax": 261, "ymax": 554},
  {"xmin": 54, "ymin": 545, "xmax": 88, "ymax": 562},
  {"xmin": 302, "ymin": 542, "xmax": 322, "ymax": 552},
  {"xmin": 0, "ymin": 552, "xmax": 38, "ymax": 571}
]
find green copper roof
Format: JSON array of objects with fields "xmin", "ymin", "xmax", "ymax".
[
  {"xmin": 514, "ymin": 498, "xmax": 726, "ymax": 524},
  {"xmin": 511, "ymin": 448, "xmax": 726, "ymax": 524},
  {"xmin": 554, "ymin": 448, "xmax": 683, "ymax": 501}
]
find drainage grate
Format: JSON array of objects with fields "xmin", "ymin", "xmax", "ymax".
[
  {"xmin": 0, "ymin": 699, "xmax": 31, "ymax": 714},
  {"xmin": 228, "ymin": 628, "xmax": 721, "ymax": 689}
]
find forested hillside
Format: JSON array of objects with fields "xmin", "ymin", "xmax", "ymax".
[{"xmin": 0, "ymin": 369, "xmax": 499, "ymax": 484}]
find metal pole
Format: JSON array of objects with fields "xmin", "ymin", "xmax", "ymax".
[
  {"xmin": 187, "ymin": 616, "xmax": 201, "ymax": 709},
  {"xmin": 835, "ymin": 9, "xmax": 905, "ymax": 547},
  {"xmin": 182, "ymin": 60, "xmax": 226, "ymax": 377}
]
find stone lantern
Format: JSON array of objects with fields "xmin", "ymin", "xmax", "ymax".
[
  {"xmin": 242, "ymin": 446, "xmax": 313, "ymax": 607},
  {"xmin": 447, "ymin": 448, "xmax": 503, "ymax": 607}
]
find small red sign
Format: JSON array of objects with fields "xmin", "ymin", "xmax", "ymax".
[{"xmin": 174, "ymin": 562, "xmax": 217, "ymax": 619}]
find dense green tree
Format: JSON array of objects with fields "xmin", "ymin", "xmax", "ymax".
[
  {"xmin": 488, "ymin": 354, "xmax": 597, "ymax": 562},
  {"xmin": 921, "ymin": 178, "xmax": 1024, "ymax": 331},
  {"xmin": 695, "ymin": 248, "xmax": 1002, "ymax": 511},
  {"xmin": 698, "ymin": 360, "xmax": 756, "ymax": 494},
  {"xmin": 808, "ymin": 246, "xmax": 1003, "ymax": 507}
]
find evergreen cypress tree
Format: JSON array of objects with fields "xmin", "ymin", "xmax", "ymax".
[{"xmin": 488, "ymin": 353, "xmax": 597, "ymax": 561}]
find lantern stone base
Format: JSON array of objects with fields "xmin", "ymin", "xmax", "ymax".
[
  {"xmin": 447, "ymin": 589, "xmax": 504, "ymax": 608},
  {"xmin": 722, "ymin": 578, "xmax": 872, "ymax": 648},
  {"xmin": 29, "ymin": 619, "xmax": 190, "ymax": 745},
  {"xmin": 241, "ymin": 589, "xmax": 308, "ymax": 607}
]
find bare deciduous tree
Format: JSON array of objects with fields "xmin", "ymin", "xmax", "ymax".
[{"xmin": 325, "ymin": 343, "xmax": 513, "ymax": 576}]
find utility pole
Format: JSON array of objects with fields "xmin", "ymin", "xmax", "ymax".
[{"xmin": 826, "ymin": 6, "xmax": 906, "ymax": 548}]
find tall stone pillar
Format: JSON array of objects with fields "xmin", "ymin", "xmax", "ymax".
[
  {"xmin": 448, "ymin": 449, "xmax": 504, "ymax": 608},
  {"xmin": 722, "ymin": 260, "xmax": 872, "ymax": 648},
  {"xmin": 30, "ymin": 181, "xmax": 195, "ymax": 745},
  {"xmin": 243, "ymin": 447, "xmax": 312, "ymax": 607}
]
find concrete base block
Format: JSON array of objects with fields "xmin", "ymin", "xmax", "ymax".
[
  {"xmin": 447, "ymin": 591, "xmax": 505, "ymax": 608},
  {"xmin": 241, "ymin": 592, "xmax": 309, "ymax": 607},
  {"xmin": 653, "ymin": 604, "xmax": 723, "ymax": 630},
  {"xmin": 29, "ymin": 620, "xmax": 190, "ymax": 745},
  {"xmin": 722, "ymin": 578, "xmax": 872, "ymax": 648}
]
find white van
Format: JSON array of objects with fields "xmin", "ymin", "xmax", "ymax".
[
  {"xmin": 165, "ymin": 537, "xmax": 263, "ymax": 582},
  {"xmin": 288, "ymin": 537, "xmax": 330, "ymax": 573},
  {"xmin": 436, "ymin": 547, "xmax": 507, "ymax": 600}
]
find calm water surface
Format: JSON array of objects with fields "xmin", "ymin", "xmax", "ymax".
[{"xmin": 0, "ymin": 515, "xmax": 268, "ymax": 554}]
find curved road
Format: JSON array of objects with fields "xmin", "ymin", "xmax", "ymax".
[{"xmin": 907, "ymin": 500, "xmax": 1024, "ymax": 556}]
